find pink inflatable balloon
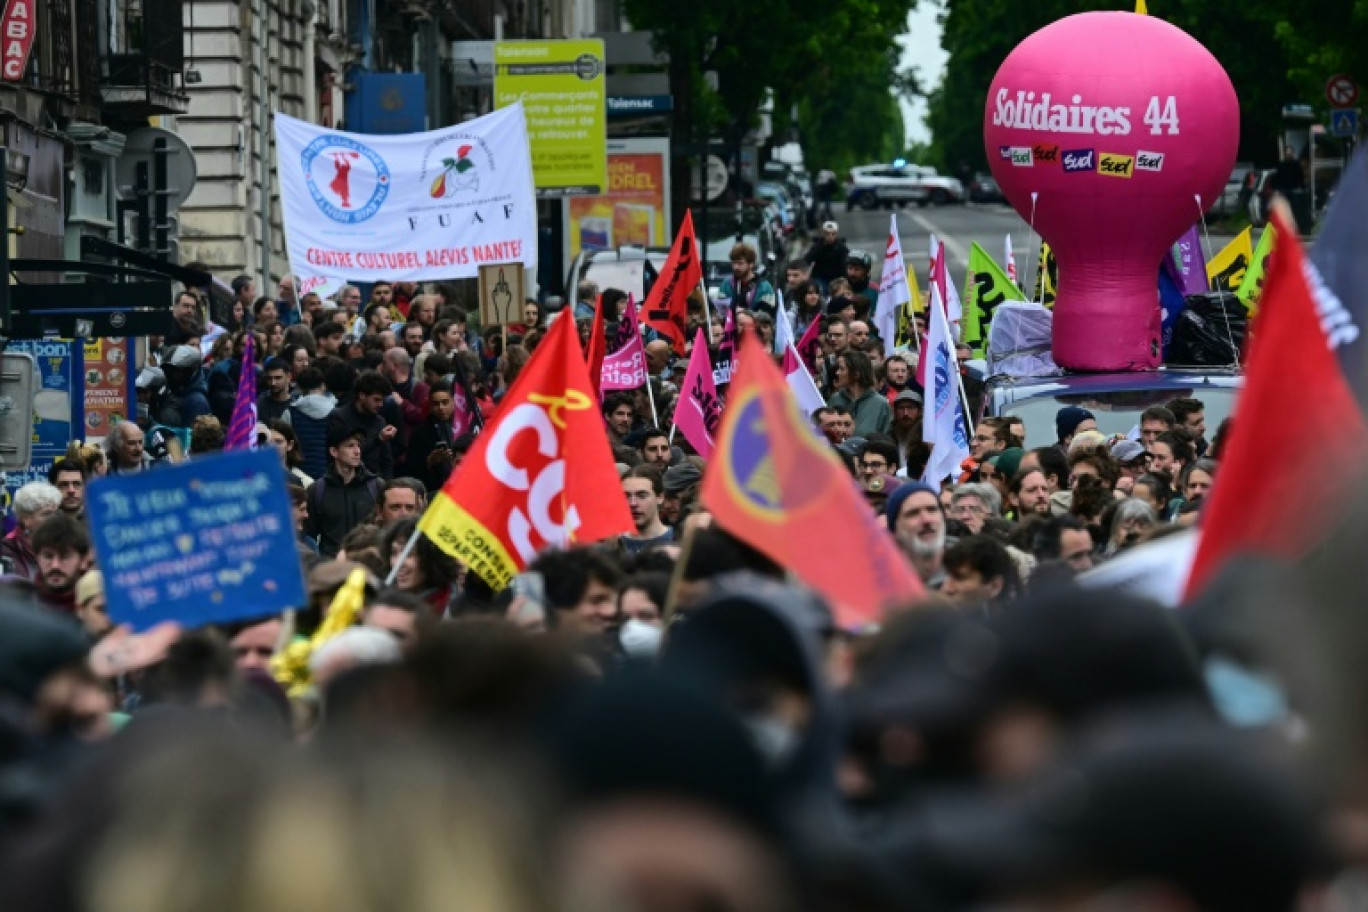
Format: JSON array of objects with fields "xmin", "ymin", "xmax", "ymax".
[{"xmin": 984, "ymin": 12, "xmax": 1238, "ymax": 371}]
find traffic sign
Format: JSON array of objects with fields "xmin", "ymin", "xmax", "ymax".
[
  {"xmin": 1326, "ymin": 73, "xmax": 1360, "ymax": 109},
  {"xmin": 1331, "ymin": 108, "xmax": 1359, "ymax": 138}
]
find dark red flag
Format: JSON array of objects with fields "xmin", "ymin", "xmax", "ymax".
[
  {"xmin": 1185, "ymin": 208, "xmax": 1368, "ymax": 598},
  {"xmin": 643, "ymin": 212, "xmax": 703, "ymax": 355}
]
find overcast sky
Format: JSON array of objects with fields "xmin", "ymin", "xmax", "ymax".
[{"xmin": 899, "ymin": 2, "xmax": 949, "ymax": 146}]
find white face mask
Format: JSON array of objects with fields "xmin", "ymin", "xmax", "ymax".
[{"xmin": 619, "ymin": 618, "xmax": 664, "ymax": 658}]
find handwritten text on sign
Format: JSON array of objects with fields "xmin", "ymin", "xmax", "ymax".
[{"xmin": 87, "ymin": 449, "xmax": 307, "ymax": 631}]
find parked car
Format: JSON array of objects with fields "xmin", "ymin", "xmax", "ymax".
[
  {"xmin": 755, "ymin": 181, "xmax": 797, "ymax": 236},
  {"xmin": 1246, "ymin": 169, "xmax": 1277, "ymax": 227},
  {"xmin": 1209, "ymin": 162, "xmax": 1253, "ymax": 217},
  {"xmin": 905, "ymin": 164, "xmax": 966, "ymax": 206},
  {"xmin": 969, "ymin": 173, "xmax": 1004, "ymax": 203},
  {"xmin": 982, "ymin": 368, "xmax": 1241, "ymax": 448},
  {"xmin": 845, "ymin": 164, "xmax": 930, "ymax": 210},
  {"xmin": 845, "ymin": 163, "xmax": 964, "ymax": 209},
  {"xmin": 564, "ymin": 246, "xmax": 671, "ymax": 305}
]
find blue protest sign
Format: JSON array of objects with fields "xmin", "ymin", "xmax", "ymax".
[{"xmin": 86, "ymin": 449, "xmax": 307, "ymax": 631}]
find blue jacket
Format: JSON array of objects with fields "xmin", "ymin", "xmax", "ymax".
[{"xmin": 286, "ymin": 392, "xmax": 337, "ymax": 481}]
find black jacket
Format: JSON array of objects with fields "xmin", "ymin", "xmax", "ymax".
[
  {"xmin": 305, "ymin": 465, "xmax": 384, "ymax": 558},
  {"xmin": 804, "ymin": 238, "xmax": 850, "ymax": 284},
  {"xmin": 326, "ymin": 403, "xmax": 394, "ymax": 480},
  {"xmin": 404, "ymin": 418, "xmax": 456, "ymax": 494}
]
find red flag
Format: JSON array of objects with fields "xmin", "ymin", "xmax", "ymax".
[
  {"xmin": 643, "ymin": 212, "xmax": 703, "ymax": 355},
  {"xmin": 419, "ymin": 313, "xmax": 632, "ymax": 590},
  {"xmin": 702, "ymin": 332, "xmax": 925, "ymax": 627},
  {"xmin": 795, "ymin": 316, "xmax": 823, "ymax": 377},
  {"xmin": 585, "ymin": 293, "xmax": 607, "ymax": 400},
  {"xmin": 1185, "ymin": 209, "xmax": 1368, "ymax": 598}
]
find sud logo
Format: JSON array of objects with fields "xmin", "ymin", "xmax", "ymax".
[
  {"xmin": 1009, "ymin": 147, "xmax": 1033, "ymax": 167},
  {"xmin": 301, "ymin": 136, "xmax": 390, "ymax": 223},
  {"xmin": 1062, "ymin": 149, "xmax": 1095, "ymax": 172},
  {"xmin": 1097, "ymin": 153, "xmax": 1135, "ymax": 178}
]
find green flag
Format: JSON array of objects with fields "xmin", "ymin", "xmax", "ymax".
[
  {"xmin": 1235, "ymin": 223, "xmax": 1275, "ymax": 314},
  {"xmin": 963, "ymin": 241, "xmax": 1027, "ymax": 354}
]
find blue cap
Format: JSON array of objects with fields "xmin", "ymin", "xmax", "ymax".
[{"xmin": 885, "ymin": 480, "xmax": 940, "ymax": 532}]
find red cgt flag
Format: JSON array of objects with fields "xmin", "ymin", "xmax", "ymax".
[
  {"xmin": 1185, "ymin": 209, "xmax": 1368, "ymax": 598},
  {"xmin": 702, "ymin": 332, "xmax": 925, "ymax": 627},
  {"xmin": 419, "ymin": 312, "xmax": 633, "ymax": 590},
  {"xmin": 643, "ymin": 211, "xmax": 703, "ymax": 355}
]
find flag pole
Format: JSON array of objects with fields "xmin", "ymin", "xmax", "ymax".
[{"xmin": 385, "ymin": 527, "xmax": 423, "ymax": 586}]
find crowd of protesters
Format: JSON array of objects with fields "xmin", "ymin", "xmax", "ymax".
[{"xmin": 0, "ymin": 250, "xmax": 1357, "ymax": 912}]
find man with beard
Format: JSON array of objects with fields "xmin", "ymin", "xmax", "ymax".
[
  {"xmin": 660, "ymin": 462, "xmax": 703, "ymax": 528},
  {"xmin": 32, "ymin": 513, "xmax": 92, "ymax": 616},
  {"xmin": 881, "ymin": 354, "xmax": 912, "ymax": 399},
  {"xmin": 886, "ymin": 481, "xmax": 947, "ymax": 587},
  {"xmin": 1010, "ymin": 468, "xmax": 1053, "ymax": 519},
  {"xmin": 604, "ymin": 394, "xmax": 637, "ymax": 446},
  {"xmin": 890, "ymin": 391, "xmax": 923, "ymax": 470}
]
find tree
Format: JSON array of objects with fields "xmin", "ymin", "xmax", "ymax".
[{"xmin": 622, "ymin": 0, "xmax": 921, "ymax": 224}]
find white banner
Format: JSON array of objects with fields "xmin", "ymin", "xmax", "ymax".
[{"xmin": 275, "ymin": 105, "xmax": 538, "ymax": 283}]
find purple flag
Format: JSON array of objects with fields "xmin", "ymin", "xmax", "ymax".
[
  {"xmin": 1169, "ymin": 223, "xmax": 1208, "ymax": 297},
  {"xmin": 225, "ymin": 333, "xmax": 258, "ymax": 450}
]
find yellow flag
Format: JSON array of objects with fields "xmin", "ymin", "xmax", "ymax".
[
  {"xmin": 1206, "ymin": 226, "xmax": 1253, "ymax": 294},
  {"xmin": 1033, "ymin": 242, "xmax": 1058, "ymax": 308},
  {"xmin": 894, "ymin": 265, "xmax": 926, "ymax": 349},
  {"xmin": 1136, "ymin": 0, "xmax": 1148, "ymax": 13}
]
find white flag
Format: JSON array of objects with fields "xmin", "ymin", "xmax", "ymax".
[
  {"xmin": 874, "ymin": 214, "xmax": 910, "ymax": 348},
  {"xmin": 275, "ymin": 104, "xmax": 538, "ymax": 283},
  {"xmin": 776, "ymin": 300, "xmax": 827, "ymax": 417},
  {"xmin": 921, "ymin": 284, "xmax": 971, "ymax": 485},
  {"xmin": 1004, "ymin": 233, "xmax": 1018, "ymax": 286}
]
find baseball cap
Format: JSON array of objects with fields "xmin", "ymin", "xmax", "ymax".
[
  {"xmin": 822, "ymin": 220, "xmax": 839, "ymax": 233},
  {"xmin": 166, "ymin": 345, "xmax": 202, "ymax": 370},
  {"xmin": 894, "ymin": 390, "xmax": 923, "ymax": 405},
  {"xmin": 136, "ymin": 366, "xmax": 166, "ymax": 391},
  {"xmin": 1110, "ymin": 439, "xmax": 1148, "ymax": 464},
  {"xmin": 662, "ymin": 463, "xmax": 702, "ymax": 494}
]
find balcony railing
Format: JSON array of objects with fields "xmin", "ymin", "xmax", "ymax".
[{"xmin": 101, "ymin": 0, "xmax": 189, "ymax": 115}]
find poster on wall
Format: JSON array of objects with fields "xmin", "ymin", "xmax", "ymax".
[
  {"xmin": 83, "ymin": 338, "xmax": 135, "ymax": 446},
  {"xmin": 563, "ymin": 137, "xmax": 671, "ymax": 263},
  {"xmin": 2, "ymin": 339, "xmax": 83, "ymax": 503}
]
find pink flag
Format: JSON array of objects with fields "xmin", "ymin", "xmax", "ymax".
[
  {"xmin": 795, "ymin": 316, "xmax": 822, "ymax": 377},
  {"xmin": 673, "ymin": 329, "xmax": 722, "ymax": 458},
  {"xmin": 225, "ymin": 333, "xmax": 258, "ymax": 451},
  {"xmin": 601, "ymin": 297, "xmax": 648, "ymax": 391}
]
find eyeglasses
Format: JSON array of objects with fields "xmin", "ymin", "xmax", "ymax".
[
  {"xmin": 860, "ymin": 460, "xmax": 889, "ymax": 472},
  {"xmin": 972, "ymin": 433, "xmax": 996, "ymax": 443}
]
